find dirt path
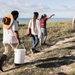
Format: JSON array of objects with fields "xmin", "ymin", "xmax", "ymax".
[
  {"xmin": 25, "ymin": 36, "xmax": 75, "ymax": 63},
  {"xmin": 1, "ymin": 36, "xmax": 75, "ymax": 74}
]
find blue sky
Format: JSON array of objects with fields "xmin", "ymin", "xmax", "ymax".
[{"xmin": 0, "ymin": 0, "xmax": 75, "ymax": 18}]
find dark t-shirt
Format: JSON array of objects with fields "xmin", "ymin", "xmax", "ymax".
[{"xmin": 40, "ymin": 17, "xmax": 48, "ymax": 28}]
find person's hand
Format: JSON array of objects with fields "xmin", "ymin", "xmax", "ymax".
[
  {"xmin": 17, "ymin": 39, "xmax": 21, "ymax": 45},
  {"xmin": 52, "ymin": 14, "xmax": 55, "ymax": 16}
]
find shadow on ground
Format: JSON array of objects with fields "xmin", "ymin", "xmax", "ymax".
[
  {"xmin": 35, "ymin": 55, "xmax": 75, "ymax": 68},
  {"xmin": 57, "ymin": 72, "xmax": 68, "ymax": 75},
  {"xmin": 3, "ymin": 55, "xmax": 75, "ymax": 72},
  {"xmin": 3, "ymin": 65, "xmax": 23, "ymax": 72},
  {"xmin": 60, "ymin": 46, "xmax": 75, "ymax": 50}
]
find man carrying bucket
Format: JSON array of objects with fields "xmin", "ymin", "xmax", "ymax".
[{"xmin": 0, "ymin": 10, "xmax": 20, "ymax": 72}]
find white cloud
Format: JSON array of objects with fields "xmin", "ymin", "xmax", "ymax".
[
  {"xmin": 61, "ymin": 5, "xmax": 75, "ymax": 11},
  {"xmin": 0, "ymin": 0, "xmax": 74, "ymax": 18},
  {"xmin": 0, "ymin": 0, "xmax": 51, "ymax": 13}
]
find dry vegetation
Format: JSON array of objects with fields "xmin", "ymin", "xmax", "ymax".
[{"xmin": 0, "ymin": 20, "xmax": 75, "ymax": 75}]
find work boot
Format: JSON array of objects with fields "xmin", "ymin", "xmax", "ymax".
[
  {"xmin": 0, "ymin": 54, "xmax": 7, "ymax": 72},
  {"xmin": 43, "ymin": 41, "xmax": 47, "ymax": 45},
  {"xmin": 32, "ymin": 48, "xmax": 40, "ymax": 53}
]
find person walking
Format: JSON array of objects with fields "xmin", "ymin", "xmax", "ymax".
[
  {"xmin": 72, "ymin": 16, "xmax": 75, "ymax": 31},
  {"xmin": 0, "ymin": 10, "xmax": 20, "ymax": 72},
  {"xmin": 40, "ymin": 14, "xmax": 55, "ymax": 45},
  {"xmin": 28, "ymin": 12, "xmax": 41, "ymax": 53}
]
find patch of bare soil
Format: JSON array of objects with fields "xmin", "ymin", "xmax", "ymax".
[{"xmin": 1, "ymin": 36, "xmax": 75, "ymax": 75}]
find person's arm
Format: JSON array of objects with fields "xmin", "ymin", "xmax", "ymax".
[
  {"xmin": 13, "ymin": 31, "xmax": 20, "ymax": 44},
  {"xmin": 46, "ymin": 14, "xmax": 55, "ymax": 19},
  {"xmin": 12, "ymin": 21, "xmax": 20, "ymax": 44},
  {"xmin": 72, "ymin": 17, "xmax": 75, "ymax": 30},
  {"xmin": 28, "ymin": 19, "xmax": 32, "ymax": 28}
]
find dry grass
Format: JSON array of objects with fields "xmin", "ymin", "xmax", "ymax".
[{"xmin": 1, "ymin": 20, "xmax": 75, "ymax": 75}]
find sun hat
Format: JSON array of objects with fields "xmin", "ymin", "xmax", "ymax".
[{"xmin": 2, "ymin": 14, "xmax": 14, "ymax": 29}]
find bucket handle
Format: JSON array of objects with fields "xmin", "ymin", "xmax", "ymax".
[{"xmin": 16, "ymin": 44, "xmax": 26, "ymax": 49}]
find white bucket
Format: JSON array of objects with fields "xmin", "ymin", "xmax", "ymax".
[{"xmin": 14, "ymin": 48, "xmax": 26, "ymax": 64}]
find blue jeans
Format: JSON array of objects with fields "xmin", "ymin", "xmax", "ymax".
[
  {"xmin": 31, "ymin": 34, "xmax": 39, "ymax": 49},
  {"xmin": 40, "ymin": 28, "xmax": 47, "ymax": 43}
]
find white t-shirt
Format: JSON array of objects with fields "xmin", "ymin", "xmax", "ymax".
[
  {"xmin": 3, "ymin": 20, "xmax": 18, "ymax": 44},
  {"xmin": 28, "ymin": 19, "xmax": 41, "ymax": 38}
]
